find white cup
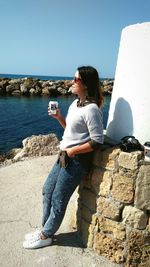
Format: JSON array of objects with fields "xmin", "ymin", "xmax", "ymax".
[
  {"xmin": 144, "ymin": 142, "xmax": 150, "ymax": 161},
  {"xmin": 49, "ymin": 101, "xmax": 58, "ymax": 114}
]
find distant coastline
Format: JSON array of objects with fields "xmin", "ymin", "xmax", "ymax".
[
  {"xmin": 0, "ymin": 73, "xmax": 73, "ymax": 81},
  {"xmin": 0, "ymin": 73, "xmax": 113, "ymax": 81}
]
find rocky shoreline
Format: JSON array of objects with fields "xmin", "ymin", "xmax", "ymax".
[
  {"xmin": 0, "ymin": 134, "xmax": 60, "ymax": 166},
  {"xmin": 0, "ymin": 77, "xmax": 113, "ymax": 96},
  {"xmin": 0, "ymin": 78, "xmax": 113, "ymax": 161}
]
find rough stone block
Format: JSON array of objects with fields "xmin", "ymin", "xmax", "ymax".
[
  {"xmin": 79, "ymin": 219, "xmax": 95, "ymax": 247},
  {"xmin": 81, "ymin": 205, "xmax": 93, "ymax": 223},
  {"xmin": 98, "ymin": 216, "xmax": 126, "ymax": 240},
  {"xmin": 147, "ymin": 215, "xmax": 150, "ymax": 232},
  {"xmin": 97, "ymin": 197, "xmax": 123, "ymax": 220},
  {"xmin": 111, "ymin": 173, "xmax": 134, "ymax": 203},
  {"xmin": 118, "ymin": 151, "xmax": 142, "ymax": 170},
  {"xmin": 99, "ymin": 171, "xmax": 112, "ymax": 197},
  {"xmin": 92, "ymin": 148, "xmax": 103, "ymax": 167},
  {"xmin": 88, "ymin": 223, "xmax": 95, "ymax": 248},
  {"xmin": 100, "ymin": 147, "xmax": 120, "ymax": 170},
  {"xmin": 134, "ymin": 165, "xmax": 150, "ymax": 210},
  {"xmin": 80, "ymin": 189, "xmax": 96, "ymax": 212},
  {"xmin": 122, "ymin": 206, "xmax": 148, "ymax": 230},
  {"xmin": 126, "ymin": 231, "xmax": 150, "ymax": 267},
  {"xmin": 94, "ymin": 232, "xmax": 125, "ymax": 263},
  {"xmin": 91, "ymin": 168, "xmax": 104, "ymax": 194},
  {"xmin": 14, "ymin": 133, "xmax": 59, "ymax": 161},
  {"xmin": 79, "ymin": 219, "xmax": 90, "ymax": 246},
  {"xmin": 81, "ymin": 173, "xmax": 92, "ymax": 189}
]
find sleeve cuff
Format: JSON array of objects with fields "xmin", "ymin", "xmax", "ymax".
[{"xmin": 89, "ymin": 139, "xmax": 102, "ymax": 150}]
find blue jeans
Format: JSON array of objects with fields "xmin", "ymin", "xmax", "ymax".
[{"xmin": 42, "ymin": 156, "xmax": 87, "ymax": 237}]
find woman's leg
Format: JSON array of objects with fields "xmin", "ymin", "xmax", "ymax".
[
  {"xmin": 42, "ymin": 158, "xmax": 86, "ymax": 237},
  {"xmin": 42, "ymin": 161, "xmax": 61, "ymax": 226}
]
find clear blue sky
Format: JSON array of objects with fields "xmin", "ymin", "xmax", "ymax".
[{"xmin": 0, "ymin": 0, "xmax": 150, "ymax": 78}]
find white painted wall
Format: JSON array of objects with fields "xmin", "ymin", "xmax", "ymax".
[{"xmin": 106, "ymin": 22, "xmax": 150, "ymax": 145}]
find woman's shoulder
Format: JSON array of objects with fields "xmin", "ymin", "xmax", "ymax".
[
  {"xmin": 68, "ymin": 99, "xmax": 78, "ymax": 110},
  {"xmin": 83, "ymin": 103, "xmax": 103, "ymax": 120},
  {"xmin": 70, "ymin": 98, "xmax": 78, "ymax": 107},
  {"xmin": 84, "ymin": 102, "xmax": 100, "ymax": 111}
]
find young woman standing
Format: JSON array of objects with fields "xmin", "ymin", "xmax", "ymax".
[{"xmin": 23, "ymin": 66, "xmax": 104, "ymax": 249}]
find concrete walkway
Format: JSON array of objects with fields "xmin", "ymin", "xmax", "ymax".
[{"xmin": 0, "ymin": 156, "xmax": 122, "ymax": 267}]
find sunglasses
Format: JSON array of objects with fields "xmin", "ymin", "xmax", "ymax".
[{"xmin": 73, "ymin": 77, "xmax": 82, "ymax": 83}]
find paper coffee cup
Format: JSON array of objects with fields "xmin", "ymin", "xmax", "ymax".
[{"xmin": 49, "ymin": 101, "xmax": 58, "ymax": 114}]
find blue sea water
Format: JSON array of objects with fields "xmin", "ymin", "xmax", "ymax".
[
  {"xmin": 0, "ymin": 73, "xmax": 73, "ymax": 81},
  {"xmin": 0, "ymin": 74, "xmax": 111, "ymax": 154}
]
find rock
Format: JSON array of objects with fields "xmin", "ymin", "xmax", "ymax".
[
  {"xmin": 41, "ymin": 81, "xmax": 51, "ymax": 88},
  {"xmin": 23, "ymin": 77, "xmax": 38, "ymax": 88},
  {"xmin": 102, "ymin": 79, "xmax": 114, "ymax": 95},
  {"xmin": 99, "ymin": 170, "xmax": 112, "ymax": 197},
  {"xmin": 6, "ymin": 148, "xmax": 22, "ymax": 159},
  {"xmin": 0, "ymin": 87, "xmax": 6, "ymax": 95},
  {"xmin": 0, "ymin": 154, "xmax": 6, "ymax": 163},
  {"xmin": 14, "ymin": 133, "xmax": 60, "ymax": 161},
  {"xmin": 20, "ymin": 84, "xmax": 30, "ymax": 95},
  {"xmin": 126, "ymin": 231, "xmax": 150, "ymax": 266},
  {"xmin": 49, "ymin": 85, "xmax": 60, "ymax": 95},
  {"xmin": 134, "ymin": 165, "xmax": 150, "ymax": 210},
  {"xmin": 29, "ymin": 86, "xmax": 42, "ymax": 95},
  {"xmin": 111, "ymin": 173, "xmax": 134, "ymax": 203},
  {"xmin": 29, "ymin": 88, "xmax": 36, "ymax": 95},
  {"xmin": 80, "ymin": 189, "xmax": 96, "ymax": 212},
  {"xmin": 9, "ymin": 78, "xmax": 22, "ymax": 84},
  {"xmin": 97, "ymin": 197, "xmax": 123, "ymax": 221},
  {"xmin": 97, "ymin": 216, "xmax": 126, "ymax": 240},
  {"xmin": 6, "ymin": 83, "xmax": 20, "ymax": 93},
  {"xmin": 94, "ymin": 232, "xmax": 125, "ymax": 263},
  {"xmin": 0, "ymin": 79, "xmax": 9, "ymax": 94},
  {"xmin": 122, "ymin": 206, "xmax": 148, "ymax": 230},
  {"xmin": 57, "ymin": 87, "xmax": 68, "ymax": 95},
  {"xmin": 11, "ymin": 90, "xmax": 21, "ymax": 96},
  {"xmin": 118, "ymin": 151, "xmax": 142, "ymax": 170},
  {"xmin": 34, "ymin": 85, "xmax": 42, "ymax": 95},
  {"xmin": 42, "ymin": 86, "xmax": 50, "ymax": 95},
  {"xmin": 0, "ymin": 79, "xmax": 9, "ymax": 87}
]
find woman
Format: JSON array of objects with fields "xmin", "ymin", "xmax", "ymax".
[{"xmin": 23, "ymin": 66, "xmax": 104, "ymax": 249}]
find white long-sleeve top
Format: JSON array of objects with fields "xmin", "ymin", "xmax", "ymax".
[{"xmin": 60, "ymin": 99, "xmax": 104, "ymax": 150}]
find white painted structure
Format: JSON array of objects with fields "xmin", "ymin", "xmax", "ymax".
[{"xmin": 106, "ymin": 22, "xmax": 150, "ymax": 145}]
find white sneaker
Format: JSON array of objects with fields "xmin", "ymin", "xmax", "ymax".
[
  {"xmin": 24, "ymin": 229, "xmax": 41, "ymax": 241},
  {"xmin": 23, "ymin": 236, "xmax": 52, "ymax": 249}
]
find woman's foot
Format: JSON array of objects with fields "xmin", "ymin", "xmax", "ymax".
[
  {"xmin": 23, "ymin": 232, "xmax": 52, "ymax": 249},
  {"xmin": 24, "ymin": 229, "xmax": 41, "ymax": 241}
]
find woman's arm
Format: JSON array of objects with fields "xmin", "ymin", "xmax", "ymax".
[
  {"xmin": 65, "ymin": 142, "xmax": 94, "ymax": 157},
  {"xmin": 48, "ymin": 108, "xmax": 66, "ymax": 129},
  {"xmin": 65, "ymin": 140, "xmax": 102, "ymax": 157}
]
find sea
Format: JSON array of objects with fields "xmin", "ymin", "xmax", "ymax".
[{"xmin": 0, "ymin": 74, "xmax": 111, "ymax": 154}]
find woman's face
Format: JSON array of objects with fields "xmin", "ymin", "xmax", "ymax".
[{"xmin": 71, "ymin": 70, "xmax": 86, "ymax": 99}]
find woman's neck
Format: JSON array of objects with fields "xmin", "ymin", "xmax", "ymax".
[{"xmin": 78, "ymin": 95, "xmax": 86, "ymax": 103}]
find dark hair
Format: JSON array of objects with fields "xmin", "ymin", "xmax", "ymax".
[{"xmin": 78, "ymin": 66, "xmax": 103, "ymax": 107}]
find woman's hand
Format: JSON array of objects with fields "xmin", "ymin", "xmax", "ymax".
[
  {"xmin": 65, "ymin": 142, "xmax": 94, "ymax": 158},
  {"xmin": 65, "ymin": 147, "xmax": 75, "ymax": 158},
  {"xmin": 48, "ymin": 107, "xmax": 61, "ymax": 120},
  {"xmin": 48, "ymin": 107, "xmax": 66, "ymax": 128}
]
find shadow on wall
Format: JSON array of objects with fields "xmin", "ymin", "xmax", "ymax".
[
  {"xmin": 106, "ymin": 97, "xmax": 134, "ymax": 142},
  {"xmin": 76, "ymin": 145, "xmax": 114, "ymax": 247}
]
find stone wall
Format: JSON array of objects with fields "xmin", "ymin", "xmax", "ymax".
[
  {"xmin": 77, "ymin": 145, "xmax": 150, "ymax": 267},
  {"xmin": 0, "ymin": 77, "xmax": 113, "ymax": 96},
  {"xmin": 0, "ymin": 77, "xmax": 71, "ymax": 96}
]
